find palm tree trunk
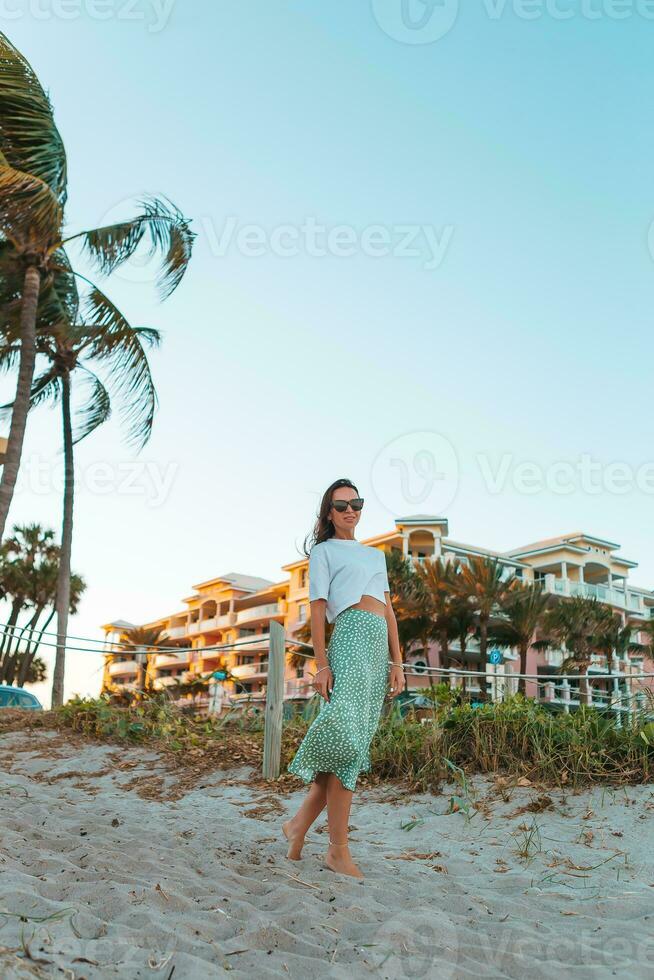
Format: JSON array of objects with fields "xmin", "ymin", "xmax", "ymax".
[
  {"xmin": 479, "ymin": 618, "xmax": 488, "ymax": 700},
  {"xmin": 4, "ymin": 607, "xmax": 41, "ymax": 686},
  {"xmin": 51, "ymin": 371, "xmax": 74, "ymax": 708},
  {"xmin": 519, "ymin": 641, "xmax": 528, "ymax": 696},
  {"xmin": 0, "ymin": 599, "xmax": 23, "ymax": 682},
  {"xmin": 16, "ymin": 605, "xmax": 46, "ymax": 687},
  {"xmin": 0, "ymin": 264, "xmax": 41, "ymax": 542},
  {"xmin": 459, "ymin": 636, "xmax": 467, "ymax": 694}
]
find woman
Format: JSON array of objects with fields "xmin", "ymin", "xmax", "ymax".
[{"xmin": 283, "ymin": 478, "xmax": 405, "ymax": 879}]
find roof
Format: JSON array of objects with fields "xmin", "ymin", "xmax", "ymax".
[
  {"xmin": 101, "ymin": 619, "xmax": 137, "ymax": 631},
  {"xmin": 506, "ymin": 532, "xmax": 621, "ymax": 557},
  {"xmin": 395, "ymin": 515, "xmax": 449, "ymax": 526},
  {"xmin": 190, "ymin": 572, "xmax": 275, "ymax": 592},
  {"xmin": 443, "ymin": 538, "xmax": 529, "ymax": 567}
]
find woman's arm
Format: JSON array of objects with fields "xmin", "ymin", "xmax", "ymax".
[
  {"xmin": 384, "ymin": 592, "xmax": 402, "ymax": 665},
  {"xmin": 309, "ymin": 598, "xmax": 332, "ymax": 701},
  {"xmin": 384, "ymin": 593, "xmax": 405, "ymax": 696},
  {"xmin": 310, "ymin": 598, "xmax": 328, "ymax": 670}
]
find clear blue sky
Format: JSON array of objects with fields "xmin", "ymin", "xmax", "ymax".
[{"xmin": 4, "ymin": 2, "xmax": 654, "ymax": 705}]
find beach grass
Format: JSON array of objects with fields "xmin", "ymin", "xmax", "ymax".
[{"xmin": 3, "ymin": 692, "xmax": 652, "ymax": 794}]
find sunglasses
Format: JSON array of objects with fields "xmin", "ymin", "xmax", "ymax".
[{"xmin": 331, "ymin": 497, "xmax": 364, "ymax": 513}]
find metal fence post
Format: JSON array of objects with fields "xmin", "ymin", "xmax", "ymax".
[{"xmin": 262, "ymin": 620, "xmax": 285, "ymax": 779}]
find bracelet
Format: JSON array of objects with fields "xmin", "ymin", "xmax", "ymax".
[{"xmin": 314, "ymin": 665, "xmax": 330, "ymax": 676}]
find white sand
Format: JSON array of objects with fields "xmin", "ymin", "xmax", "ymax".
[{"xmin": 1, "ymin": 729, "xmax": 654, "ymax": 979}]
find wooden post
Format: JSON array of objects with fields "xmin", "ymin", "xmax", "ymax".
[
  {"xmin": 611, "ymin": 656, "xmax": 622, "ymax": 729},
  {"xmin": 262, "ymin": 620, "xmax": 285, "ymax": 779},
  {"xmin": 561, "ymin": 678, "xmax": 571, "ymax": 714}
]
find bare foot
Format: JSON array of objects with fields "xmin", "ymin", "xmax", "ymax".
[
  {"xmin": 324, "ymin": 842, "xmax": 364, "ymax": 879},
  {"xmin": 282, "ymin": 819, "xmax": 305, "ymax": 861}
]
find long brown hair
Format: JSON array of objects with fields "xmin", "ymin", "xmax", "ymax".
[{"xmin": 302, "ymin": 478, "xmax": 360, "ymax": 557}]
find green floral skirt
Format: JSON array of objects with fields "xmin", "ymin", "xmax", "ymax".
[{"xmin": 288, "ymin": 607, "xmax": 389, "ymax": 792}]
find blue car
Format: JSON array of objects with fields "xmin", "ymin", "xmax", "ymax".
[{"xmin": 0, "ymin": 685, "xmax": 43, "ymax": 710}]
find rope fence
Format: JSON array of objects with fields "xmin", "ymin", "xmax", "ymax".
[
  {"xmin": 2, "ymin": 619, "xmax": 654, "ymax": 682},
  {"xmin": 2, "ymin": 616, "xmax": 652, "ymax": 777}
]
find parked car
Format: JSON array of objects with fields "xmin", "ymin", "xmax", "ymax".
[{"xmin": 0, "ymin": 685, "xmax": 43, "ymax": 710}]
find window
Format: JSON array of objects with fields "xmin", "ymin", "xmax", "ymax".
[
  {"xmin": 298, "ymin": 603, "xmax": 306, "ymax": 623},
  {"xmin": 300, "ymin": 569, "xmax": 307, "ymax": 588}
]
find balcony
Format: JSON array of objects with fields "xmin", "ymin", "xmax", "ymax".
[
  {"xmin": 285, "ymin": 678, "xmax": 311, "ymax": 699},
  {"xmin": 154, "ymin": 652, "xmax": 190, "ymax": 669},
  {"xmin": 166, "ymin": 625, "xmax": 187, "ymax": 639},
  {"xmin": 230, "ymin": 633, "xmax": 270, "ymax": 652},
  {"xmin": 231, "ymin": 662, "xmax": 268, "ymax": 680},
  {"xmin": 108, "ymin": 660, "xmax": 139, "ymax": 676},
  {"xmin": 236, "ymin": 603, "xmax": 281, "ymax": 625},
  {"xmin": 152, "ymin": 675, "xmax": 181, "ymax": 689},
  {"xmin": 540, "ymin": 576, "xmax": 644, "ymax": 612},
  {"xmin": 229, "ymin": 691, "xmax": 266, "ymax": 704}
]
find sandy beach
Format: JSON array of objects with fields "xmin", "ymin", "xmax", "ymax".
[{"xmin": 2, "ymin": 727, "xmax": 654, "ymax": 979}]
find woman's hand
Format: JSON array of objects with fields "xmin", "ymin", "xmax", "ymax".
[
  {"xmin": 311, "ymin": 666, "xmax": 333, "ymax": 701},
  {"xmin": 388, "ymin": 664, "xmax": 405, "ymax": 698}
]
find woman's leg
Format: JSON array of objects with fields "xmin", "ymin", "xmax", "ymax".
[
  {"xmin": 324, "ymin": 773, "xmax": 363, "ymax": 879},
  {"xmin": 282, "ymin": 771, "xmax": 328, "ymax": 859}
]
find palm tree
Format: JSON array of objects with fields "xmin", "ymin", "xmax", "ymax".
[
  {"xmin": 537, "ymin": 596, "xmax": 614, "ymax": 705},
  {"xmin": 23, "ymin": 654, "xmax": 45, "ymax": 684},
  {"xmin": 15, "ymin": 570, "xmax": 84, "ymax": 688},
  {"xmin": 0, "ymin": 523, "xmax": 56, "ymax": 680},
  {"xmin": 115, "ymin": 626, "xmax": 179, "ymax": 696},
  {"xmin": 403, "ymin": 557, "xmax": 461, "ymax": 668},
  {"xmin": 5, "ymin": 269, "xmax": 162, "ymax": 706},
  {"xmin": 488, "ymin": 582, "xmax": 550, "ymax": 695},
  {"xmin": 0, "ymin": 34, "xmax": 67, "ymax": 535},
  {"xmin": 446, "ymin": 596, "xmax": 478, "ymax": 693},
  {"xmin": 452, "ymin": 555, "xmax": 517, "ymax": 665},
  {"xmin": 593, "ymin": 615, "xmax": 644, "ymax": 667},
  {"xmin": 0, "ymin": 32, "xmax": 194, "ymax": 546},
  {"xmin": 0, "ymin": 522, "xmax": 85, "ymax": 686}
]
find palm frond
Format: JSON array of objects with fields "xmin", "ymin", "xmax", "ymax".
[
  {"xmin": 0, "ymin": 342, "xmax": 21, "ymax": 375},
  {"xmin": 69, "ymin": 365, "xmax": 111, "ymax": 444},
  {"xmin": 66, "ymin": 195, "xmax": 195, "ymax": 299},
  {"xmin": 0, "ymin": 364, "xmax": 60, "ymax": 421},
  {"xmin": 0, "ymin": 164, "xmax": 62, "ymax": 246},
  {"xmin": 81, "ymin": 286, "xmax": 159, "ymax": 449},
  {"xmin": 36, "ymin": 249, "xmax": 79, "ymax": 330},
  {"xmin": 0, "ymin": 32, "xmax": 67, "ymax": 203}
]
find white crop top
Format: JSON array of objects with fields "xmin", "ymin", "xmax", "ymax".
[{"xmin": 308, "ymin": 537, "xmax": 390, "ymax": 624}]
